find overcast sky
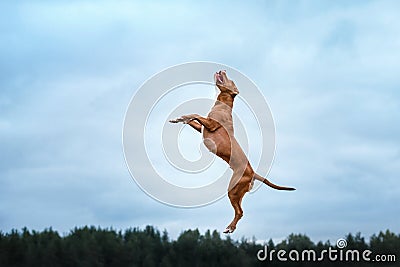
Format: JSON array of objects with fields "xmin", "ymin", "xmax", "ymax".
[{"xmin": 1, "ymin": 0, "xmax": 399, "ymax": 243}]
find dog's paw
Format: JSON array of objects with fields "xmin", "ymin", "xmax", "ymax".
[
  {"xmin": 223, "ymin": 227, "xmax": 235, "ymax": 234},
  {"xmin": 169, "ymin": 116, "xmax": 194, "ymax": 124},
  {"xmin": 169, "ymin": 118, "xmax": 184, "ymax": 123}
]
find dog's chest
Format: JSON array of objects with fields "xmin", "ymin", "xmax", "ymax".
[{"xmin": 208, "ymin": 109, "xmax": 232, "ymax": 125}]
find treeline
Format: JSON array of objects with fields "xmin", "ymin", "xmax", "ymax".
[{"xmin": 0, "ymin": 226, "xmax": 398, "ymax": 267}]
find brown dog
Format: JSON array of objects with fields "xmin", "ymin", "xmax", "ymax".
[{"xmin": 170, "ymin": 70, "xmax": 295, "ymax": 233}]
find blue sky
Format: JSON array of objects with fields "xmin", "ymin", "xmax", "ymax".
[{"xmin": 1, "ymin": 0, "xmax": 399, "ymax": 242}]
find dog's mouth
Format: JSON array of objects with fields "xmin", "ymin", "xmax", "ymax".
[{"xmin": 215, "ymin": 71, "xmax": 225, "ymax": 85}]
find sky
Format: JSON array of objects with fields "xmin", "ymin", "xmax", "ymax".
[{"xmin": 0, "ymin": 0, "xmax": 399, "ymax": 243}]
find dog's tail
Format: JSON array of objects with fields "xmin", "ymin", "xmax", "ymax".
[{"xmin": 254, "ymin": 173, "xmax": 296, "ymax": 191}]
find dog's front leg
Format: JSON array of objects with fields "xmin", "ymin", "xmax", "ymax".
[
  {"xmin": 169, "ymin": 117, "xmax": 202, "ymax": 133},
  {"xmin": 170, "ymin": 114, "xmax": 221, "ymax": 132},
  {"xmin": 187, "ymin": 120, "xmax": 202, "ymax": 133}
]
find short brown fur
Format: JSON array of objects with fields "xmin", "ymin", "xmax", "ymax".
[{"xmin": 170, "ymin": 70, "xmax": 295, "ymax": 233}]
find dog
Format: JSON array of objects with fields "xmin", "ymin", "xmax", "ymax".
[{"xmin": 169, "ymin": 70, "xmax": 295, "ymax": 233}]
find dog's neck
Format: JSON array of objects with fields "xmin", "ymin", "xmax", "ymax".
[{"xmin": 216, "ymin": 92, "xmax": 235, "ymax": 109}]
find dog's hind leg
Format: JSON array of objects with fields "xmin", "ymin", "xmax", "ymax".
[
  {"xmin": 224, "ymin": 190, "xmax": 242, "ymax": 233},
  {"xmin": 224, "ymin": 170, "xmax": 253, "ymax": 234}
]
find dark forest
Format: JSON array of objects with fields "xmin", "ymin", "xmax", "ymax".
[{"xmin": 0, "ymin": 226, "xmax": 398, "ymax": 267}]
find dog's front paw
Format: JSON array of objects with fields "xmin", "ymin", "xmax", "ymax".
[
  {"xmin": 169, "ymin": 118, "xmax": 180, "ymax": 123},
  {"xmin": 169, "ymin": 117, "xmax": 186, "ymax": 123},
  {"xmin": 169, "ymin": 116, "xmax": 194, "ymax": 124}
]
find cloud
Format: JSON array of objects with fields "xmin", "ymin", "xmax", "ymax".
[{"xmin": 0, "ymin": 0, "xmax": 399, "ymax": 242}]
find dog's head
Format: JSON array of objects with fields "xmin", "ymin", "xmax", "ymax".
[{"xmin": 214, "ymin": 70, "xmax": 239, "ymax": 97}]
